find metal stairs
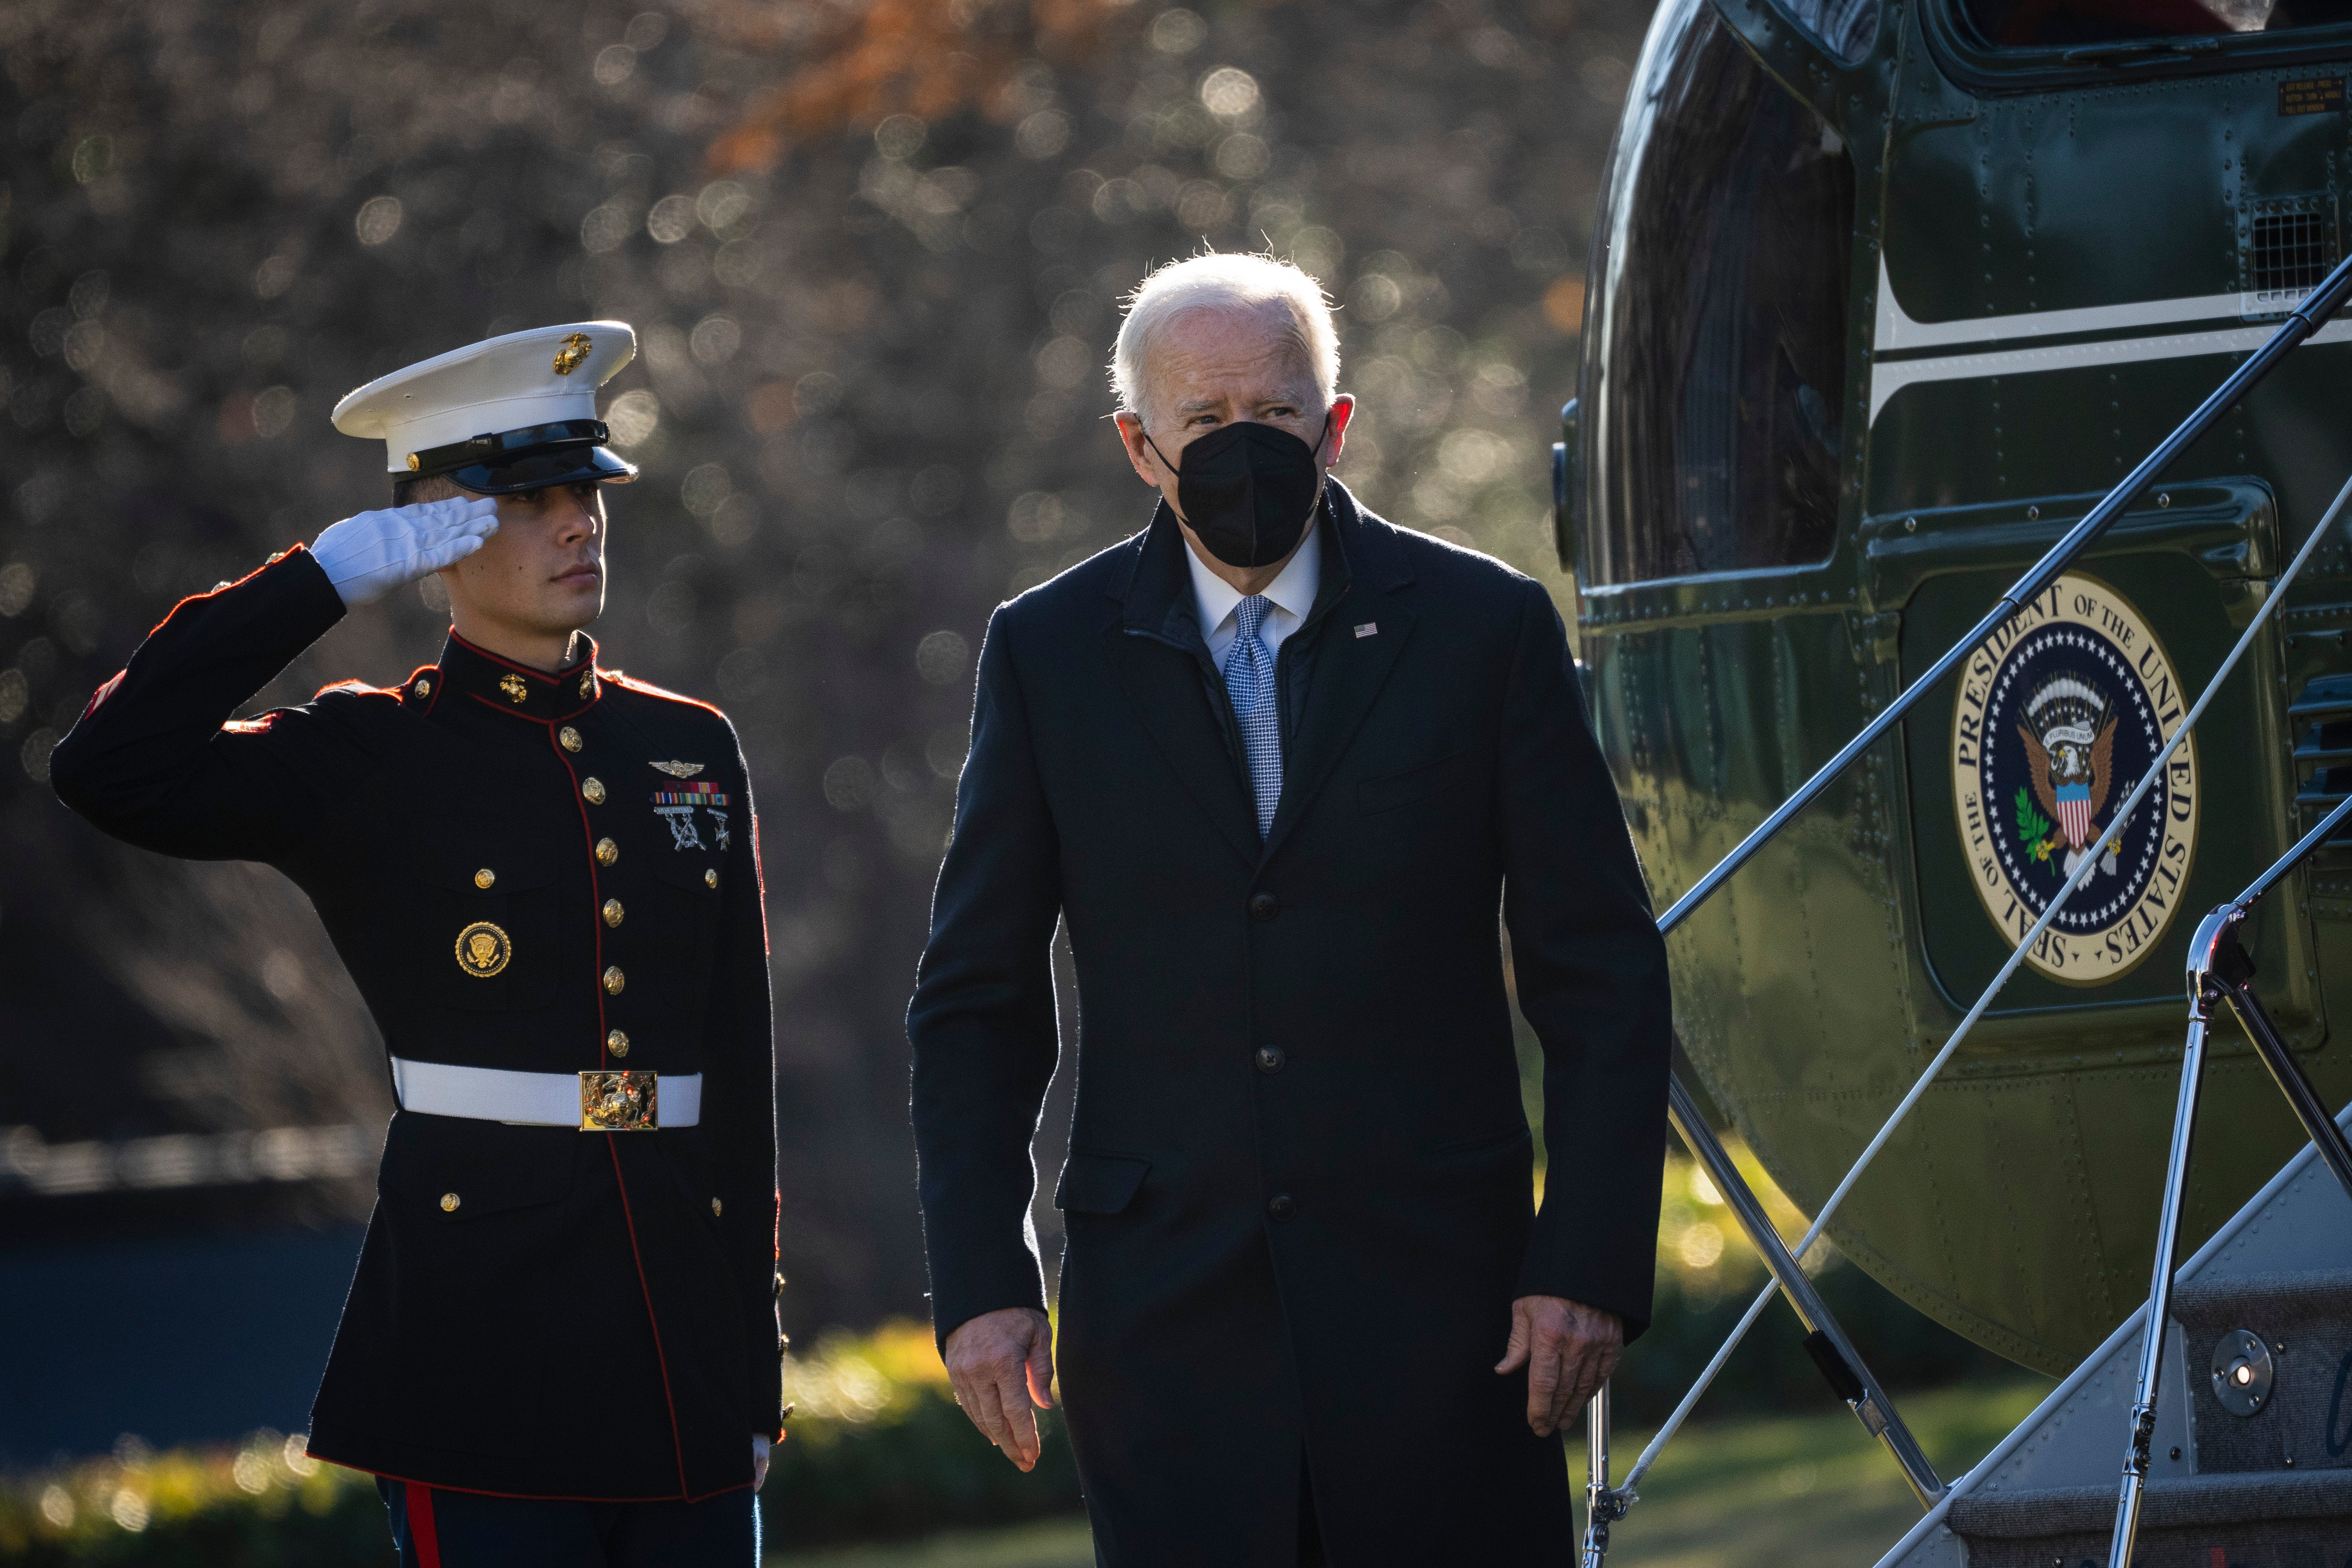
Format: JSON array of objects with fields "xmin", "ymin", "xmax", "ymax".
[{"xmin": 1879, "ymin": 1121, "xmax": 2352, "ymax": 1567}]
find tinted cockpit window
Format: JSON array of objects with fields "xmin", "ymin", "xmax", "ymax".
[
  {"xmin": 1579, "ymin": 13, "xmax": 1853, "ymax": 586},
  {"xmin": 1961, "ymin": 0, "xmax": 2352, "ymax": 47}
]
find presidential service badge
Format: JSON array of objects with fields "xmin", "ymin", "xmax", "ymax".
[
  {"xmin": 454, "ymin": 920, "xmax": 512, "ymax": 978},
  {"xmin": 1951, "ymin": 575, "xmax": 2197, "ymax": 983}
]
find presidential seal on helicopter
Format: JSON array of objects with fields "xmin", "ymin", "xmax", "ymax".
[{"xmin": 1952, "ymin": 573, "xmax": 2199, "ymax": 983}]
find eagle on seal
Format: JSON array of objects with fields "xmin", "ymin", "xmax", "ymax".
[{"xmin": 2018, "ymin": 679, "xmax": 2117, "ymax": 859}]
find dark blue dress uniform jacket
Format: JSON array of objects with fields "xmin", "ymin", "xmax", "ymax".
[
  {"xmin": 49, "ymin": 547, "xmax": 782, "ymax": 1503},
  {"xmin": 907, "ymin": 482, "xmax": 1674, "ymax": 1566}
]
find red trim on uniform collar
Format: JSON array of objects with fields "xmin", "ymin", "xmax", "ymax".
[{"xmin": 436, "ymin": 632, "xmax": 603, "ymax": 722}]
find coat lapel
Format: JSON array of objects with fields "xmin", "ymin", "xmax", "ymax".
[
  {"xmin": 1106, "ymin": 513, "xmax": 1263, "ymax": 868},
  {"xmin": 1261, "ymin": 487, "xmax": 1418, "ymax": 864}
]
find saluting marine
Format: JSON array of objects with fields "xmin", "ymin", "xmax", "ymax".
[{"xmin": 50, "ymin": 324, "xmax": 783, "ymax": 1567}]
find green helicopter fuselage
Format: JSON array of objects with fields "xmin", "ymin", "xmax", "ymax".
[{"xmin": 1567, "ymin": 0, "xmax": 2352, "ymax": 1371}]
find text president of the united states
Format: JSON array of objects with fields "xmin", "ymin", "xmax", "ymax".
[{"xmin": 906, "ymin": 252, "xmax": 1673, "ymax": 1565}]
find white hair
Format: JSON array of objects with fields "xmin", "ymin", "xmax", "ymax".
[{"xmin": 1109, "ymin": 252, "xmax": 1340, "ymax": 423}]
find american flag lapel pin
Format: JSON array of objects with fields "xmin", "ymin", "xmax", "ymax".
[{"xmin": 1353, "ymin": 622, "xmax": 1378, "ymax": 638}]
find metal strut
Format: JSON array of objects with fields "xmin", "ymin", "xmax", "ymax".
[
  {"xmin": 1581, "ymin": 1380, "xmax": 1629, "ymax": 1568},
  {"xmin": 2108, "ymin": 792, "xmax": 2352, "ymax": 1568},
  {"xmin": 1573, "ymin": 246, "xmax": 2352, "ymax": 1560},
  {"xmin": 1667, "ymin": 1078, "xmax": 1945, "ymax": 1507}
]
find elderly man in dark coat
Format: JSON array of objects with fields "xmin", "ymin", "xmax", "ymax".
[{"xmin": 907, "ymin": 252, "xmax": 1672, "ymax": 1566}]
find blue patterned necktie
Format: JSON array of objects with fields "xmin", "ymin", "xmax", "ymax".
[{"xmin": 1224, "ymin": 595, "xmax": 1281, "ymax": 838}]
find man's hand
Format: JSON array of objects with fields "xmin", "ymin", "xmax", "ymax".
[
  {"xmin": 1495, "ymin": 1294, "xmax": 1624, "ymax": 1437},
  {"xmin": 942, "ymin": 1306, "xmax": 1055, "ymax": 1471},
  {"xmin": 310, "ymin": 495, "xmax": 500, "ymax": 607},
  {"xmin": 751, "ymin": 1434, "xmax": 771, "ymax": 1490}
]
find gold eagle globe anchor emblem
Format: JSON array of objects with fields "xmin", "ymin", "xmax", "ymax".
[
  {"xmin": 551, "ymin": 332, "xmax": 593, "ymax": 376},
  {"xmin": 453, "ymin": 921, "xmax": 511, "ymax": 978},
  {"xmin": 498, "ymin": 673, "xmax": 530, "ymax": 704}
]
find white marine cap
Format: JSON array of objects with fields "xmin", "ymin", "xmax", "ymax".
[{"xmin": 330, "ymin": 321, "xmax": 640, "ymax": 493}]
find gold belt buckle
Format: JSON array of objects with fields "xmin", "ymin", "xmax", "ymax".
[{"xmin": 579, "ymin": 1070, "xmax": 658, "ymax": 1131}]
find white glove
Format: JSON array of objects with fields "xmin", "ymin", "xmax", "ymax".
[
  {"xmin": 310, "ymin": 496, "xmax": 500, "ymax": 607},
  {"xmin": 753, "ymin": 1433, "xmax": 772, "ymax": 1490}
]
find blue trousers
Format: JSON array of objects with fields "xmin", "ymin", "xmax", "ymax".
[{"xmin": 378, "ymin": 1478, "xmax": 759, "ymax": 1567}]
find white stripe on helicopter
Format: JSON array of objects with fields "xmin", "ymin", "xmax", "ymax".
[{"xmin": 1867, "ymin": 256, "xmax": 2352, "ymax": 422}]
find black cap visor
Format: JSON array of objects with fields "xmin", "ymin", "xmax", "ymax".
[
  {"xmin": 409, "ymin": 420, "xmax": 640, "ymax": 496},
  {"xmin": 445, "ymin": 443, "xmax": 638, "ymax": 496}
]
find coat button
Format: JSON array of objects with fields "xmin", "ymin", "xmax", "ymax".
[
  {"xmin": 705, "ymin": 868, "xmax": 718, "ymax": 889},
  {"xmin": 1267, "ymin": 1194, "xmax": 1295, "ymax": 1220},
  {"xmin": 582, "ymin": 777, "xmax": 607, "ymax": 805},
  {"xmin": 440, "ymin": 1193, "xmax": 460, "ymax": 1213},
  {"xmin": 596, "ymin": 837, "xmax": 618, "ymax": 865},
  {"xmin": 1256, "ymin": 1046, "xmax": 1285, "ymax": 1073},
  {"xmin": 711, "ymin": 1197, "xmax": 724, "ymax": 1218},
  {"xmin": 607, "ymin": 1029, "xmax": 629, "ymax": 1058},
  {"xmin": 603, "ymin": 965, "xmax": 626, "ymax": 995},
  {"xmin": 1248, "ymin": 892, "xmax": 1278, "ymax": 922},
  {"xmin": 473, "ymin": 868, "xmax": 495, "ymax": 889},
  {"xmin": 559, "ymin": 726, "xmax": 583, "ymax": 753},
  {"xmin": 603, "ymin": 898, "xmax": 624, "ymax": 927}
]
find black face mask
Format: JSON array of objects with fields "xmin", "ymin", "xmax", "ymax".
[{"xmin": 1145, "ymin": 413, "xmax": 1331, "ymax": 569}]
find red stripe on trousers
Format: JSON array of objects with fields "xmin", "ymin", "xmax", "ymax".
[{"xmin": 409, "ymin": 1482, "xmax": 443, "ymax": 1568}]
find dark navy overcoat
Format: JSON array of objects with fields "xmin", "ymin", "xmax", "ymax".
[{"xmin": 908, "ymin": 482, "xmax": 1673, "ymax": 1565}]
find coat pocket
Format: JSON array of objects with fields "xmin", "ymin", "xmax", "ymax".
[
  {"xmin": 1421, "ymin": 1123, "xmax": 1532, "ymax": 1159},
  {"xmin": 1358, "ymin": 747, "xmax": 1476, "ymax": 815},
  {"xmin": 646, "ymin": 851, "xmax": 724, "ymax": 1018},
  {"xmin": 411, "ymin": 836, "xmax": 564, "ymax": 1014},
  {"xmin": 378, "ymin": 1111, "xmax": 576, "ymax": 1223},
  {"xmin": 1054, "ymin": 1150, "xmax": 1151, "ymax": 1215}
]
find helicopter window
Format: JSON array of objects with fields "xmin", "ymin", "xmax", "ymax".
[
  {"xmin": 1958, "ymin": 0, "xmax": 2352, "ymax": 47},
  {"xmin": 1777, "ymin": 0, "xmax": 1881, "ymax": 61},
  {"xmin": 1581, "ymin": 15, "xmax": 1853, "ymax": 586}
]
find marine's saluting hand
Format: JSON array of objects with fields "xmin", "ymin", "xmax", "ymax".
[
  {"xmin": 311, "ymin": 494, "xmax": 500, "ymax": 607},
  {"xmin": 1496, "ymin": 1294, "xmax": 1624, "ymax": 1438}
]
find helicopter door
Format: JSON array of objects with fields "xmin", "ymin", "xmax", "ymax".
[{"xmin": 1866, "ymin": 3, "xmax": 2341, "ymax": 1035}]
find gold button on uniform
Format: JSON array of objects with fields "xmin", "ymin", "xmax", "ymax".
[
  {"xmin": 415, "ymin": 678, "xmax": 432, "ymax": 697},
  {"xmin": 559, "ymin": 726, "xmax": 583, "ymax": 753},
  {"xmin": 596, "ymin": 838, "xmax": 618, "ymax": 866},
  {"xmin": 607, "ymin": 1029, "xmax": 630, "ymax": 1058},
  {"xmin": 603, "ymin": 898, "xmax": 624, "ymax": 927},
  {"xmin": 705, "ymin": 869, "xmax": 718, "ymax": 889},
  {"xmin": 440, "ymin": 1193, "xmax": 460, "ymax": 1212},
  {"xmin": 603, "ymin": 965, "xmax": 626, "ymax": 995},
  {"xmin": 582, "ymin": 777, "xmax": 606, "ymax": 805},
  {"xmin": 474, "ymin": 868, "xmax": 496, "ymax": 889},
  {"xmin": 579, "ymin": 674, "xmax": 594, "ymax": 698},
  {"xmin": 711, "ymin": 1197, "xmax": 723, "ymax": 1218}
]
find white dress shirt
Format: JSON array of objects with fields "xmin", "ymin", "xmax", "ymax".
[{"xmin": 1185, "ymin": 523, "xmax": 1321, "ymax": 665}]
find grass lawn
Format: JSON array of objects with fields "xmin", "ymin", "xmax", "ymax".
[{"xmin": 767, "ymin": 1376, "xmax": 2054, "ymax": 1568}]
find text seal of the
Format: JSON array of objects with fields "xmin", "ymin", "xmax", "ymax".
[{"xmin": 1950, "ymin": 573, "xmax": 2198, "ymax": 984}]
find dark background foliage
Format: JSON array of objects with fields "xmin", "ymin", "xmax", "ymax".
[{"xmin": 0, "ymin": 0, "xmax": 1631, "ymax": 1335}]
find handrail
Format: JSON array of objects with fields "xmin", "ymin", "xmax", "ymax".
[
  {"xmin": 1602, "ymin": 463, "xmax": 2352, "ymax": 1524},
  {"xmin": 2109, "ymin": 787, "xmax": 2352, "ymax": 1565}
]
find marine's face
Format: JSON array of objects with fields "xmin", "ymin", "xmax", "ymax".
[{"xmin": 440, "ymin": 480, "xmax": 607, "ymax": 639}]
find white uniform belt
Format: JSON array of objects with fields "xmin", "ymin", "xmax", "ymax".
[{"xmin": 391, "ymin": 1057, "xmax": 701, "ymax": 1129}]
